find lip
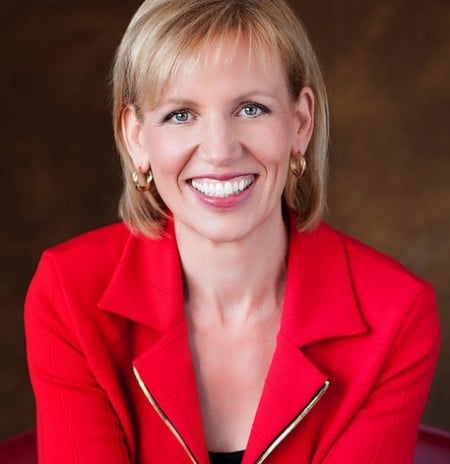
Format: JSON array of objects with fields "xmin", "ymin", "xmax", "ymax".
[{"xmin": 189, "ymin": 172, "xmax": 254, "ymax": 181}]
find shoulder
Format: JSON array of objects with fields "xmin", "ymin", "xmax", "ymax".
[
  {"xmin": 27, "ymin": 223, "xmax": 133, "ymax": 302},
  {"xmin": 296, "ymin": 221, "xmax": 439, "ymax": 338},
  {"xmin": 44, "ymin": 222, "xmax": 131, "ymax": 262},
  {"xmin": 318, "ymin": 223, "xmax": 440, "ymax": 347},
  {"xmin": 299, "ymin": 222, "xmax": 440, "ymax": 360},
  {"xmin": 318, "ymin": 221, "xmax": 432, "ymax": 301},
  {"xmin": 36, "ymin": 222, "xmax": 136, "ymax": 280}
]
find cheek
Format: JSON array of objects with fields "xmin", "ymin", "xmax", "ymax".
[
  {"xmin": 143, "ymin": 130, "xmax": 193, "ymax": 177},
  {"xmin": 243, "ymin": 122, "xmax": 294, "ymax": 166}
]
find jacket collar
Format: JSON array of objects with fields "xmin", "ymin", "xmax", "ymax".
[
  {"xmin": 280, "ymin": 216, "xmax": 367, "ymax": 347},
  {"xmin": 99, "ymin": 214, "xmax": 367, "ymax": 344},
  {"xmin": 98, "ymin": 214, "xmax": 368, "ymax": 463},
  {"xmin": 98, "ymin": 216, "xmax": 185, "ymax": 331}
]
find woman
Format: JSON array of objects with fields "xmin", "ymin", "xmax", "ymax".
[{"xmin": 25, "ymin": 0, "xmax": 440, "ymax": 463}]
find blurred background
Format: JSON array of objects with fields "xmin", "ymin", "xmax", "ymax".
[{"xmin": 1, "ymin": 0, "xmax": 449, "ymax": 439}]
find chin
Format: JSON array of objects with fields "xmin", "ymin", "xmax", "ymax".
[
  {"xmin": 175, "ymin": 214, "xmax": 256, "ymax": 245},
  {"xmin": 196, "ymin": 224, "xmax": 251, "ymax": 244}
]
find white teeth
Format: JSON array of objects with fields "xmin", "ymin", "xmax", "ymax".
[
  {"xmin": 224, "ymin": 182, "xmax": 233, "ymax": 195},
  {"xmin": 191, "ymin": 175, "xmax": 255, "ymax": 198},
  {"xmin": 216, "ymin": 183, "xmax": 224, "ymax": 195}
]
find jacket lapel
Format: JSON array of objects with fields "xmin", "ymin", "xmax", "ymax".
[
  {"xmin": 243, "ymin": 337, "xmax": 329, "ymax": 463},
  {"xmin": 244, "ymin": 219, "xmax": 368, "ymax": 462},
  {"xmin": 98, "ymin": 218, "xmax": 209, "ymax": 463},
  {"xmin": 132, "ymin": 322, "xmax": 209, "ymax": 463}
]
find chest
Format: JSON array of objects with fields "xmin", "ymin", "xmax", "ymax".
[{"xmin": 189, "ymin": 323, "xmax": 279, "ymax": 451}]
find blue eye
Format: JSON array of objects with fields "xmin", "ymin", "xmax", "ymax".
[
  {"xmin": 165, "ymin": 110, "xmax": 191, "ymax": 123},
  {"xmin": 239, "ymin": 103, "xmax": 269, "ymax": 118}
]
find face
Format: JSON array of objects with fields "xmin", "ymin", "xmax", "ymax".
[{"xmin": 123, "ymin": 40, "xmax": 314, "ymax": 243}]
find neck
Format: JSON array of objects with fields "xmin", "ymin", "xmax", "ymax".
[{"xmin": 175, "ymin": 210, "xmax": 288, "ymax": 327}]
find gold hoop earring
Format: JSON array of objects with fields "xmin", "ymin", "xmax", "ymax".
[
  {"xmin": 132, "ymin": 169, "xmax": 153, "ymax": 192},
  {"xmin": 289, "ymin": 155, "xmax": 306, "ymax": 179}
]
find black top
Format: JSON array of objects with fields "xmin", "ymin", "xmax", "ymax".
[{"xmin": 208, "ymin": 450, "xmax": 244, "ymax": 464}]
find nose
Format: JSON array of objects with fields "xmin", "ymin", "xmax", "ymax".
[{"xmin": 199, "ymin": 115, "xmax": 241, "ymax": 166}]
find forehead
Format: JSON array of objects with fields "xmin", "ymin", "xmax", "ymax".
[{"xmin": 144, "ymin": 36, "xmax": 288, "ymax": 107}]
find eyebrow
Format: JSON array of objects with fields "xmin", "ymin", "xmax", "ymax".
[
  {"xmin": 235, "ymin": 90, "xmax": 279, "ymax": 101},
  {"xmin": 157, "ymin": 90, "xmax": 279, "ymax": 109},
  {"xmin": 159, "ymin": 98, "xmax": 197, "ymax": 107}
]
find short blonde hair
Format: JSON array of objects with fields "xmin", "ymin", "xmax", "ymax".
[{"xmin": 112, "ymin": 0, "xmax": 329, "ymax": 237}]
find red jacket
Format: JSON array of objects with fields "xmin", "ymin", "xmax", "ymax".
[{"xmin": 25, "ymin": 218, "xmax": 440, "ymax": 463}]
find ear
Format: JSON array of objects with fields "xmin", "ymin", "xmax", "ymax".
[
  {"xmin": 292, "ymin": 86, "xmax": 315, "ymax": 156},
  {"xmin": 121, "ymin": 104, "xmax": 151, "ymax": 172}
]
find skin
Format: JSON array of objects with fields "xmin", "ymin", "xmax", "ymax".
[{"xmin": 122, "ymin": 39, "xmax": 314, "ymax": 451}]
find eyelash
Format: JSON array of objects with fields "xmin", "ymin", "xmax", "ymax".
[
  {"xmin": 239, "ymin": 102, "xmax": 270, "ymax": 117},
  {"xmin": 162, "ymin": 102, "xmax": 271, "ymax": 123},
  {"xmin": 163, "ymin": 109, "xmax": 192, "ymax": 123}
]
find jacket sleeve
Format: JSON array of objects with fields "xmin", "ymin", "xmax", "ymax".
[
  {"xmin": 24, "ymin": 252, "xmax": 131, "ymax": 464},
  {"xmin": 322, "ymin": 284, "xmax": 441, "ymax": 464}
]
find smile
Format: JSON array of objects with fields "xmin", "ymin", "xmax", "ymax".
[{"xmin": 190, "ymin": 175, "xmax": 256, "ymax": 198}]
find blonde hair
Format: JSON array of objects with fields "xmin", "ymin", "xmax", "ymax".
[{"xmin": 112, "ymin": 0, "xmax": 329, "ymax": 237}]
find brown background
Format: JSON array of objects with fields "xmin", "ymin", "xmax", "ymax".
[{"xmin": 1, "ymin": 0, "xmax": 449, "ymax": 439}]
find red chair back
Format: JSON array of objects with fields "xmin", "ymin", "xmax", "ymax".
[
  {"xmin": 0, "ymin": 430, "xmax": 37, "ymax": 464},
  {"xmin": 414, "ymin": 424, "xmax": 450, "ymax": 464}
]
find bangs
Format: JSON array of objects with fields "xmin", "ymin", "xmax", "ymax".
[{"xmin": 129, "ymin": 1, "xmax": 294, "ymax": 111}]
